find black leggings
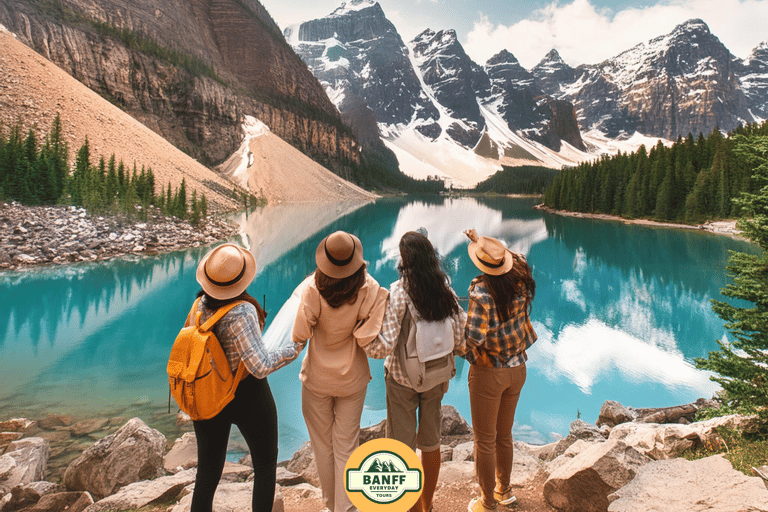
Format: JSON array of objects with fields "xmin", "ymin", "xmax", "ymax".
[{"xmin": 191, "ymin": 375, "xmax": 278, "ymax": 512}]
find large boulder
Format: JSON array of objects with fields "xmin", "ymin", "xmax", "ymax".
[
  {"xmin": 83, "ymin": 469, "xmax": 197, "ymax": 512},
  {"xmin": 608, "ymin": 455, "xmax": 768, "ymax": 511},
  {"xmin": 63, "ymin": 418, "xmax": 166, "ymax": 499},
  {"xmin": 547, "ymin": 420, "xmax": 606, "ymax": 461},
  {"xmin": 608, "ymin": 422, "xmax": 698, "ymax": 460},
  {"xmin": 596, "ymin": 401, "xmax": 636, "ymax": 428},
  {"xmin": 543, "ymin": 439, "xmax": 651, "ymax": 512},
  {"xmin": 164, "ymin": 433, "xmax": 198, "ymax": 474},
  {"xmin": 170, "ymin": 482, "xmax": 284, "ymax": 512},
  {"xmin": 0, "ymin": 481, "xmax": 62, "ymax": 512},
  {"xmin": 284, "ymin": 442, "xmax": 320, "ymax": 488},
  {"xmin": 452, "ymin": 442, "xmax": 474, "ymax": 462},
  {"xmin": 359, "ymin": 419, "xmax": 387, "ymax": 444},
  {"xmin": 16, "ymin": 492, "xmax": 93, "ymax": 512},
  {"xmin": 441, "ymin": 406, "xmax": 472, "ymax": 436},
  {"xmin": 0, "ymin": 438, "xmax": 49, "ymax": 493}
]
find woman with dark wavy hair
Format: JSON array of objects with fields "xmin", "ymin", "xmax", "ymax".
[
  {"xmin": 291, "ymin": 230, "xmax": 390, "ymax": 512},
  {"xmin": 462, "ymin": 229, "xmax": 536, "ymax": 512},
  {"xmin": 378, "ymin": 231, "xmax": 467, "ymax": 512}
]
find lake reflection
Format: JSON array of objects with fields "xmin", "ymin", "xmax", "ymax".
[{"xmin": 0, "ymin": 197, "xmax": 756, "ymax": 460}]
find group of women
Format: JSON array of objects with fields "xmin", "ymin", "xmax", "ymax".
[{"xmin": 186, "ymin": 228, "xmax": 537, "ymax": 512}]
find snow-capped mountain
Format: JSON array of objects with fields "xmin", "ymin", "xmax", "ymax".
[
  {"xmin": 533, "ymin": 19, "xmax": 760, "ymax": 139},
  {"xmin": 735, "ymin": 42, "xmax": 768, "ymax": 121},
  {"xmin": 287, "ymin": 0, "xmax": 588, "ymax": 187}
]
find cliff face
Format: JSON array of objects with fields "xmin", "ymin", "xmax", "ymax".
[{"xmin": 0, "ymin": 0, "xmax": 359, "ymax": 172}]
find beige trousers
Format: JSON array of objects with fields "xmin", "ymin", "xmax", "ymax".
[
  {"xmin": 468, "ymin": 363, "xmax": 527, "ymax": 508},
  {"xmin": 302, "ymin": 384, "xmax": 367, "ymax": 512}
]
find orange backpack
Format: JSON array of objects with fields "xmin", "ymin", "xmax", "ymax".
[{"xmin": 167, "ymin": 298, "xmax": 247, "ymax": 420}]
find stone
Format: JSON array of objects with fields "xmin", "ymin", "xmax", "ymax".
[
  {"xmin": 285, "ymin": 442, "xmax": 320, "ymax": 487},
  {"xmin": 38, "ymin": 415, "xmax": 73, "ymax": 430},
  {"xmin": 452, "ymin": 441, "xmax": 474, "ymax": 462},
  {"xmin": 439, "ymin": 444, "xmax": 453, "ymax": 463},
  {"xmin": 608, "ymin": 422, "xmax": 698, "ymax": 460},
  {"xmin": 0, "ymin": 481, "xmax": 62, "ymax": 512},
  {"xmin": 70, "ymin": 419, "xmax": 109, "ymax": 437},
  {"xmin": 16, "ymin": 492, "xmax": 93, "ymax": 512},
  {"xmin": 281, "ymin": 482, "xmax": 321, "ymax": 500},
  {"xmin": 169, "ymin": 482, "xmax": 284, "ymax": 512},
  {"xmin": 608, "ymin": 455, "xmax": 768, "ymax": 511},
  {"xmin": 219, "ymin": 463, "xmax": 253, "ymax": 483},
  {"xmin": 437, "ymin": 461, "xmax": 475, "ymax": 486},
  {"xmin": 596, "ymin": 400, "xmax": 636, "ymax": 427},
  {"xmin": 543, "ymin": 439, "xmax": 651, "ymax": 512},
  {"xmin": 0, "ymin": 421, "xmax": 34, "ymax": 433},
  {"xmin": 441, "ymin": 405, "xmax": 472, "ymax": 436},
  {"xmin": 82, "ymin": 469, "xmax": 196, "ymax": 512},
  {"xmin": 63, "ymin": 418, "xmax": 166, "ymax": 499},
  {"xmin": 0, "ymin": 434, "xmax": 23, "ymax": 447},
  {"xmin": 275, "ymin": 467, "xmax": 303, "ymax": 486},
  {"xmin": 516, "ymin": 440, "xmax": 558, "ymax": 461},
  {"xmin": 359, "ymin": 419, "xmax": 387, "ymax": 444},
  {"xmin": 547, "ymin": 420, "xmax": 607, "ymax": 461},
  {"xmin": 164, "ymin": 432, "xmax": 197, "ymax": 474},
  {"xmin": 0, "ymin": 438, "xmax": 49, "ymax": 493},
  {"xmin": 176, "ymin": 412, "xmax": 192, "ymax": 427}
]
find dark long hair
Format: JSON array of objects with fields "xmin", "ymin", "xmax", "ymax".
[
  {"xmin": 398, "ymin": 231, "xmax": 459, "ymax": 321},
  {"xmin": 315, "ymin": 263, "xmax": 367, "ymax": 308},
  {"xmin": 197, "ymin": 290, "xmax": 267, "ymax": 330},
  {"xmin": 480, "ymin": 253, "xmax": 535, "ymax": 323}
]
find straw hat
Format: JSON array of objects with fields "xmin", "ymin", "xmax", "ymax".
[
  {"xmin": 196, "ymin": 243, "xmax": 257, "ymax": 300},
  {"xmin": 464, "ymin": 229, "xmax": 514, "ymax": 276},
  {"xmin": 315, "ymin": 231, "xmax": 365, "ymax": 279}
]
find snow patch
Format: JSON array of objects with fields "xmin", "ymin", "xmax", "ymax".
[
  {"xmin": 231, "ymin": 116, "xmax": 271, "ymax": 188},
  {"xmin": 330, "ymin": 0, "xmax": 376, "ymax": 17}
]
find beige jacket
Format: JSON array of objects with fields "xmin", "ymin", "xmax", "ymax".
[{"xmin": 292, "ymin": 272, "xmax": 390, "ymax": 396}]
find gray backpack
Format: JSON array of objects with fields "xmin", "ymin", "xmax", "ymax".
[{"xmin": 396, "ymin": 303, "xmax": 456, "ymax": 393}]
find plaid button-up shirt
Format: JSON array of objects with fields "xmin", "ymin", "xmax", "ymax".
[
  {"xmin": 378, "ymin": 279, "xmax": 468, "ymax": 387},
  {"xmin": 464, "ymin": 277, "xmax": 536, "ymax": 368},
  {"xmin": 190, "ymin": 298, "xmax": 302, "ymax": 379}
]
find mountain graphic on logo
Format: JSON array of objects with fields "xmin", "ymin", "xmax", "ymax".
[{"xmin": 366, "ymin": 458, "xmax": 402, "ymax": 473}]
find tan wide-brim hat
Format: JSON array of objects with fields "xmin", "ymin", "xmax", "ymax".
[
  {"xmin": 465, "ymin": 229, "xmax": 514, "ymax": 276},
  {"xmin": 315, "ymin": 231, "xmax": 365, "ymax": 279},
  {"xmin": 196, "ymin": 243, "xmax": 257, "ymax": 300}
]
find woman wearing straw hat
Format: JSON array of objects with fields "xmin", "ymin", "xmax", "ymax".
[
  {"xmin": 292, "ymin": 230, "xmax": 390, "ymax": 512},
  {"xmin": 378, "ymin": 231, "xmax": 467, "ymax": 512},
  {"xmin": 462, "ymin": 229, "xmax": 537, "ymax": 512},
  {"xmin": 189, "ymin": 243, "xmax": 302, "ymax": 512}
]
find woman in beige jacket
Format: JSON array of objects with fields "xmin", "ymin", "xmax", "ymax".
[{"xmin": 292, "ymin": 231, "xmax": 391, "ymax": 512}]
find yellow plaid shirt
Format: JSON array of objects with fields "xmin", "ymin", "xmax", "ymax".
[{"xmin": 463, "ymin": 277, "xmax": 536, "ymax": 368}]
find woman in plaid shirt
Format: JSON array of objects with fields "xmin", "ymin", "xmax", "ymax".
[
  {"xmin": 378, "ymin": 231, "xmax": 467, "ymax": 512},
  {"xmin": 463, "ymin": 230, "xmax": 537, "ymax": 512}
]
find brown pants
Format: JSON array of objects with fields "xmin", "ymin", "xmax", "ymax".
[{"xmin": 468, "ymin": 363, "xmax": 527, "ymax": 508}]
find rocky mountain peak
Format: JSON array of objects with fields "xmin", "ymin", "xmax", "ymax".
[
  {"xmin": 330, "ymin": 0, "xmax": 379, "ymax": 17},
  {"xmin": 486, "ymin": 49, "xmax": 520, "ymax": 67},
  {"xmin": 672, "ymin": 18, "xmax": 711, "ymax": 36},
  {"xmin": 541, "ymin": 49, "xmax": 565, "ymax": 65},
  {"xmin": 747, "ymin": 41, "xmax": 768, "ymax": 63}
]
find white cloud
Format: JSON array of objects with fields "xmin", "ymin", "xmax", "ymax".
[{"xmin": 464, "ymin": 0, "xmax": 768, "ymax": 68}]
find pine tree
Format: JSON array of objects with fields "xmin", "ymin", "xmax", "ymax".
[
  {"xmin": 70, "ymin": 138, "xmax": 91, "ymax": 206},
  {"xmin": 695, "ymin": 134, "xmax": 768, "ymax": 418},
  {"xmin": 106, "ymin": 155, "xmax": 119, "ymax": 207}
]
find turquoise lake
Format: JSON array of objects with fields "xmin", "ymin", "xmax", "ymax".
[{"xmin": 0, "ymin": 196, "xmax": 757, "ymax": 461}]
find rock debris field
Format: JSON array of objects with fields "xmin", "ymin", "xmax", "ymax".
[{"xmin": 0, "ymin": 202, "xmax": 239, "ymax": 270}]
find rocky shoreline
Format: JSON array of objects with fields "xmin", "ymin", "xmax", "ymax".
[
  {"xmin": 1, "ymin": 400, "xmax": 767, "ymax": 512},
  {"xmin": 0, "ymin": 203, "xmax": 240, "ymax": 271},
  {"xmin": 535, "ymin": 204, "xmax": 745, "ymax": 239}
]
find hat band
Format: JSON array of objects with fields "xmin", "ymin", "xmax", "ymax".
[
  {"xmin": 325, "ymin": 235, "xmax": 356, "ymax": 267},
  {"xmin": 477, "ymin": 254, "xmax": 505, "ymax": 269},
  {"xmin": 205, "ymin": 258, "xmax": 246, "ymax": 287}
]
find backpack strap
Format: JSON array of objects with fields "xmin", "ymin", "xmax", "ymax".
[{"xmin": 198, "ymin": 300, "xmax": 245, "ymax": 332}]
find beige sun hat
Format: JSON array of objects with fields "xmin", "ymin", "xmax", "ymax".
[
  {"xmin": 315, "ymin": 230, "xmax": 365, "ymax": 279},
  {"xmin": 196, "ymin": 243, "xmax": 257, "ymax": 300},
  {"xmin": 464, "ymin": 229, "xmax": 514, "ymax": 276}
]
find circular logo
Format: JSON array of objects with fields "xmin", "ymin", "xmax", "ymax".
[{"xmin": 345, "ymin": 438, "xmax": 424, "ymax": 511}]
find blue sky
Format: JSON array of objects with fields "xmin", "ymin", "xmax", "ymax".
[{"xmin": 260, "ymin": 0, "xmax": 768, "ymax": 68}]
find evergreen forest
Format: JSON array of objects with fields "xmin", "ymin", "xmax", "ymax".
[
  {"xmin": 543, "ymin": 121, "xmax": 768, "ymax": 223},
  {"xmin": 0, "ymin": 116, "xmax": 210, "ymax": 225},
  {"xmin": 473, "ymin": 165, "xmax": 559, "ymax": 194}
]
